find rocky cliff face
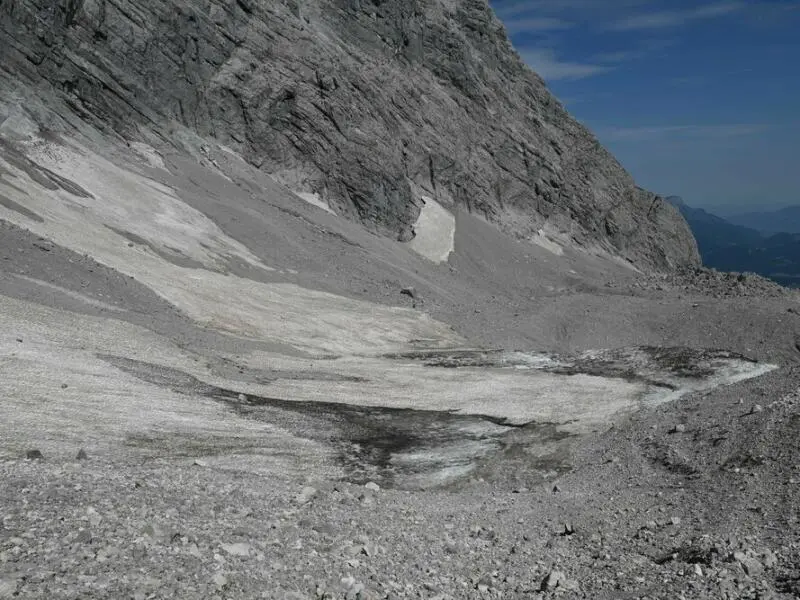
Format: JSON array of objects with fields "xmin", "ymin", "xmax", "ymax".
[{"xmin": 0, "ymin": 0, "xmax": 699, "ymax": 270}]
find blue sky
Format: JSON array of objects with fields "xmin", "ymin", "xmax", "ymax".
[{"xmin": 489, "ymin": 0, "xmax": 800, "ymax": 214}]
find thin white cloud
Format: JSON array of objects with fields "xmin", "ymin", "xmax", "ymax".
[
  {"xmin": 609, "ymin": 2, "xmax": 743, "ymax": 31},
  {"xmin": 592, "ymin": 38, "xmax": 676, "ymax": 65},
  {"xmin": 503, "ymin": 17, "xmax": 574, "ymax": 34},
  {"xmin": 494, "ymin": 0, "xmax": 656, "ymax": 18},
  {"xmin": 603, "ymin": 123, "xmax": 768, "ymax": 141},
  {"xmin": 519, "ymin": 49, "xmax": 613, "ymax": 80}
]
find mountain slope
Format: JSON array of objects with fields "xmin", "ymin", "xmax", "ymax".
[{"xmin": 0, "ymin": 0, "xmax": 698, "ymax": 270}]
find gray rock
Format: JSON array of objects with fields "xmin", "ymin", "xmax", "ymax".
[
  {"xmin": 364, "ymin": 481, "xmax": 381, "ymax": 492},
  {"xmin": 25, "ymin": 449, "xmax": 43, "ymax": 460},
  {"xmin": 734, "ymin": 551, "xmax": 764, "ymax": 577},
  {"xmin": 0, "ymin": 579, "xmax": 17, "ymax": 599},
  {"xmin": 539, "ymin": 569, "xmax": 580, "ymax": 593},
  {"xmin": 212, "ymin": 572, "xmax": 229, "ymax": 589},
  {"xmin": 220, "ymin": 542, "xmax": 251, "ymax": 557},
  {"xmin": 296, "ymin": 486, "xmax": 318, "ymax": 504},
  {"xmin": 0, "ymin": 0, "xmax": 699, "ymax": 271},
  {"xmin": 76, "ymin": 448, "xmax": 88, "ymax": 460}
]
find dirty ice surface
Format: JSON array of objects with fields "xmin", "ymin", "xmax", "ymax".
[{"xmin": 0, "ymin": 136, "xmax": 778, "ymax": 489}]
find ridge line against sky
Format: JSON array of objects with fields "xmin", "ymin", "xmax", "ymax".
[{"xmin": 489, "ymin": 0, "xmax": 800, "ymax": 213}]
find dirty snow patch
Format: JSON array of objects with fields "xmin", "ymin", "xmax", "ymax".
[
  {"xmin": 294, "ymin": 191, "xmax": 335, "ymax": 214},
  {"xmin": 531, "ymin": 229, "xmax": 564, "ymax": 256},
  {"xmin": 129, "ymin": 142, "xmax": 166, "ymax": 170},
  {"xmin": 407, "ymin": 196, "xmax": 455, "ymax": 263}
]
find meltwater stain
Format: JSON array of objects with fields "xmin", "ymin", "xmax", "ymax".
[{"xmin": 99, "ymin": 355, "xmax": 558, "ymax": 489}]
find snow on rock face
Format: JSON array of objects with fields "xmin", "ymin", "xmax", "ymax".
[
  {"xmin": 0, "ymin": 138, "xmax": 463, "ymax": 355},
  {"xmin": 406, "ymin": 197, "xmax": 455, "ymax": 264}
]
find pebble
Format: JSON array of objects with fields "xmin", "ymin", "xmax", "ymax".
[
  {"xmin": 540, "ymin": 569, "xmax": 579, "ymax": 591},
  {"xmin": 0, "ymin": 579, "xmax": 17, "ymax": 599},
  {"xmin": 670, "ymin": 424, "xmax": 687, "ymax": 434},
  {"xmin": 734, "ymin": 552, "xmax": 764, "ymax": 577},
  {"xmin": 86, "ymin": 507, "xmax": 102, "ymax": 527},
  {"xmin": 221, "ymin": 542, "xmax": 251, "ymax": 557},
  {"xmin": 364, "ymin": 481, "xmax": 380, "ymax": 492},
  {"xmin": 296, "ymin": 486, "xmax": 318, "ymax": 504},
  {"xmin": 25, "ymin": 449, "xmax": 43, "ymax": 460},
  {"xmin": 212, "ymin": 572, "xmax": 228, "ymax": 589},
  {"xmin": 76, "ymin": 448, "xmax": 88, "ymax": 460}
]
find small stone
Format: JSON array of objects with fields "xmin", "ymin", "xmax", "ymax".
[
  {"xmin": 25, "ymin": 449, "xmax": 43, "ymax": 460},
  {"xmin": 238, "ymin": 393, "xmax": 247, "ymax": 402},
  {"xmin": 734, "ymin": 552, "xmax": 764, "ymax": 577},
  {"xmin": 540, "ymin": 569, "xmax": 579, "ymax": 592},
  {"xmin": 86, "ymin": 507, "xmax": 102, "ymax": 527},
  {"xmin": 220, "ymin": 542, "xmax": 251, "ymax": 557},
  {"xmin": 670, "ymin": 424, "xmax": 687, "ymax": 434},
  {"xmin": 751, "ymin": 404, "xmax": 764, "ymax": 414},
  {"xmin": 141, "ymin": 524, "xmax": 164, "ymax": 539},
  {"xmin": 364, "ymin": 481, "xmax": 380, "ymax": 492},
  {"xmin": 75, "ymin": 529, "xmax": 92, "ymax": 544},
  {"xmin": 193, "ymin": 459, "xmax": 208, "ymax": 467},
  {"xmin": 540, "ymin": 570, "xmax": 565, "ymax": 591},
  {"xmin": 76, "ymin": 448, "xmax": 88, "ymax": 460},
  {"xmin": 552, "ymin": 484, "xmax": 561, "ymax": 494},
  {"xmin": 0, "ymin": 580, "xmax": 16, "ymax": 599},
  {"xmin": 694, "ymin": 564, "xmax": 704, "ymax": 577},
  {"xmin": 670, "ymin": 516, "xmax": 682, "ymax": 526},
  {"xmin": 344, "ymin": 583, "xmax": 364, "ymax": 600},
  {"xmin": 212, "ymin": 573, "xmax": 228, "ymax": 588},
  {"xmin": 562, "ymin": 522, "xmax": 575, "ymax": 536},
  {"xmin": 15, "ymin": 338, "xmax": 22, "ymax": 343},
  {"xmin": 296, "ymin": 486, "xmax": 318, "ymax": 504},
  {"xmin": 60, "ymin": 383, "xmax": 68, "ymax": 389},
  {"xmin": 400, "ymin": 287, "xmax": 417, "ymax": 299}
]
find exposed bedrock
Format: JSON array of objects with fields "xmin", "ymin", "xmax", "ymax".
[{"xmin": 0, "ymin": 0, "xmax": 699, "ymax": 270}]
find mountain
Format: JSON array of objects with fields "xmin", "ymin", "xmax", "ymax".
[
  {"xmin": 668, "ymin": 196, "xmax": 800, "ymax": 287},
  {"xmin": 2, "ymin": 3, "xmax": 799, "ymax": 599},
  {"xmin": 726, "ymin": 205, "xmax": 800, "ymax": 234},
  {"xmin": 0, "ymin": 0, "xmax": 698, "ymax": 271}
]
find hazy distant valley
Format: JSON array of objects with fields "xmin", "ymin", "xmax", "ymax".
[{"xmin": 669, "ymin": 196, "xmax": 800, "ymax": 287}]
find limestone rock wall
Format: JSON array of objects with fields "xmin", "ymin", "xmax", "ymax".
[{"xmin": 0, "ymin": 0, "xmax": 700, "ymax": 269}]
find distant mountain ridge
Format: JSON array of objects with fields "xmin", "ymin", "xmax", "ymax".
[
  {"xmin": 667, "ymin": 196, "xmax": 800, "ymax": 287},
  {"xmin": 726, "ymin": 206, "xmax": 800, "ymax": 234}
]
